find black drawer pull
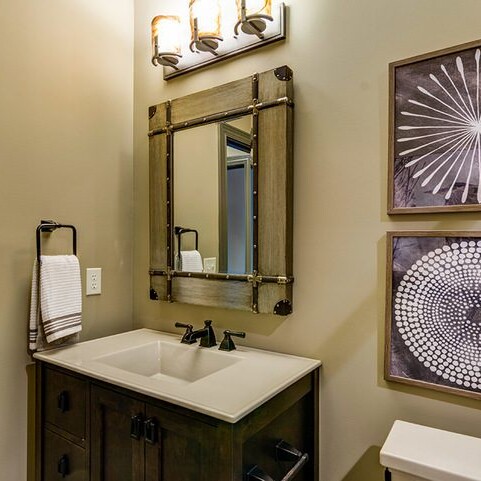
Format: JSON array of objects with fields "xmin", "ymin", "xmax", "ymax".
[
  {"xmin": 144, "ymin": 417, "xmax": 158, "ymax": 445},
  {"xmin": 57, "ymin": 454, "xmax": 70, "ymax": 478},
  {"xmin": 247, "ymin": 440, "xmax": 309, "ymax": 481},
  {"xmin": 130, "ymin": 414, "xmax": 144, "ymax": 440},
  {"xmin": 57, "ymin": 391, "xmax": 70, "ymax": 413}
]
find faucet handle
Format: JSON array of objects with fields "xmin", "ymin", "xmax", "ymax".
[
  {"xmin": 174, "ymin": 322, "xmax": 196, "ymax": 344},
  {"xmin": 219, "ymin": 330, "xmax": 246, "ymax": 351}
]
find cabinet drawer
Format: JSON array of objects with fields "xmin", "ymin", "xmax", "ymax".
[
  {"xmin": 43, "ymin": 429, "xmax": 86, "ymax": 481},
  {"xmin": 44, "ymin": 368, "xmax": 86, "ymax": 439}
]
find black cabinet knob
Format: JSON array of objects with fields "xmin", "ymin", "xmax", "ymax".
[
  {"xmin": 57, "ymin": 391, "xmax": 70, "ymax": 413},
  {"xmin": 57, "ymin": 454, "xmax": 70, "ymax": 478},
  {"xmin": 130, "ymin": 414, "xmax": 144, "ymax": 440},
  {"xmin": 144, "ymin": 417, "xmax": 158, "ymax": 445}
]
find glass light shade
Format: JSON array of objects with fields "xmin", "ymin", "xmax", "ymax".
[
  {"xmin": 237, "ymin": 0, "xmax": 272, "ymax": 18},
  {"xmin": 151, "ymin": 15, "xmax": 181, "ymax": 55},
  {"xmin": 189, "ymin": 0, "xmax": 221, "ymax": 39}
]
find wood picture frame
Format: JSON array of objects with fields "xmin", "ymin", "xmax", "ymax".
[
  {"xmin": 148, "ymin": 66, "xmax": 294, "ymax": 315},
  {"xmin": 385, "ymin": 231, "xmax": 481, "ymax": 399},
  {"xmin": 388, "ymin": 39, "xmax": 481, "ymax": 214}
]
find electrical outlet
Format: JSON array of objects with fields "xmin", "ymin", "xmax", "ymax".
[
  {"xmin": 203, "ymin": 257, "xmax": 217, "ymax": 273},
  {"xmin": 86, "ymin": 268, "xmax": 102, "ymax": 296}
]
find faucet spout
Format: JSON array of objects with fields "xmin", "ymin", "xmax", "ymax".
[{"xmin": 185, "ymin": 320, "xmax": 217, "ymax": 348}]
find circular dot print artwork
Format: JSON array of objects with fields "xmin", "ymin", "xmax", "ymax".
[{"xmin": 389, "ymin": 234, "xmax": 481, "ymax": 396}]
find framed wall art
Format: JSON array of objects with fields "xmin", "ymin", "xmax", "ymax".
[
  {"xmin": 385, "ymin": 231, "xmax": 481, "ymax": 399},
  {"xmin": 388, "ymin": 39, "xmax": 481, "ymax": 213}
]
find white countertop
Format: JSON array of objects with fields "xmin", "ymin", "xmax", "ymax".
[
  {"xmin": 380, "ymin": 420, "xmax": 481, "ymax": 481},
  {"xmin": 34, "ymin": 328, "xmax": 321, "ymax": 423}
]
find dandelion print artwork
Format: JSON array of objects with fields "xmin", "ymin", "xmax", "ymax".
[
  {"xmin": 389, "ymin": 41, "xmax": 481, "ymax": 213},
  {"xmin": 386, "ymin": 232, "xmax": 481, "ymax": 399}
]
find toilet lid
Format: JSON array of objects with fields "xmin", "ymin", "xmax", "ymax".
[{"xmin": 380, "ymin": 420, "xmax": 481, "ymax": 481}]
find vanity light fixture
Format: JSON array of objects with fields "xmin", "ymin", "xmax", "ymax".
[
  {"xmin": 189, "ymin": 0, "xmax": 223, "ymax": 56},
  {"xmin": 151, "ymin": 15, "xmax": 182, "ymax": 69},
  {"xmin": 151, "ymin": 0, "xmax": 286, "ymax": 79}
]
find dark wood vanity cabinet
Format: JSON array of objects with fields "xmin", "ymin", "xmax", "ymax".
[{"xmin": 36, "ymin": 362, "xmax": 319, "ymax": 481}]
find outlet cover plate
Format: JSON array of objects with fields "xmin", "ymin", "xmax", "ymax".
[{"xmin": 86, "ymin": 268, "xmax": 102, "ymax": 296}]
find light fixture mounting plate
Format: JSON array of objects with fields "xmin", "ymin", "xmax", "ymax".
[{"xmin": 163, "ymin": 3, "xmax": 286, "ymax": 80}]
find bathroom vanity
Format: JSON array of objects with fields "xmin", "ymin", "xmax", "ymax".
[{"xmin": 34, "ymin": 329, "xmax": 320, "ymax": 481}]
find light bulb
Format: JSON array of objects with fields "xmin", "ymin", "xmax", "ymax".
[{"xmin": 189, "ymin": 0, "xmax": 222, "ymax": 39}]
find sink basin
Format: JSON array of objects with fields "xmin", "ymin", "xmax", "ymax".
[{"xmin": 93, "ymin": 341, "xmax": 240, "ymax": 385}]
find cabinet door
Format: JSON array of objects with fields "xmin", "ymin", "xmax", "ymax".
[
  {"xmin": 91, "ymin": 386, "xmax": 145, "ymax": 481},
  {"xmin": 144, "ymin": 404, "xmax": 221, "ymax": 481}
]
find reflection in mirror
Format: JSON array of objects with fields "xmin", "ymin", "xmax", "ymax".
[
  {"xmin": 218, "ymin": 122, "xmax": 253, "ymax": 274},
  {"xmin": 173, "ymin": 115, "xmax": 253, "ymax": 275}
]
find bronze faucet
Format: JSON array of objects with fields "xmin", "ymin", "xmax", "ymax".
[{"xmin": 175, "ymin": 320, "xmax": 216, "ymax": 348}]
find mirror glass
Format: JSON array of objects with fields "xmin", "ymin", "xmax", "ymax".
[{"xmin": 173, "ymin": 115, "xmax": 253, "ymax": 275}]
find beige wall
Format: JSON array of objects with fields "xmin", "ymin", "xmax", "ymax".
[
  {"xmin": 134, "ymin": 1, "xmax": 481, "ymax": 480},
  {"xmin": 0, "ymin": 1, "xmax": 134, "ymax": 479},
  {"xmin": 174, "ymin": 124, "xmax": 219, "ymax": 261}
]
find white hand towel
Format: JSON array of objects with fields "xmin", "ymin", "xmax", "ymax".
[
  {"xmin": 180, "ymin": 250, "xmax": 203, "ymax": 272},
  {"xmin": 28, "ymin": 260, "xmax": 40, "ymax": 351},
  {"xmin": 29, "ymin": 255, "xmax": 82, "ymax": 351}
]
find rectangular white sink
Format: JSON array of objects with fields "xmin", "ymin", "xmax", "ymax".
[
  {"xmin": 93, "ymin": 341, "xmax": 240, "ymax": 385},
  {"xmin": 33, "ymin": 329, "xmax": 320, "ymax": 423}
]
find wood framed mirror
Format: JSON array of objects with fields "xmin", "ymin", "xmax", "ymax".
[{"xmin": 148, "ymin": 66, "xmax": 294, "ymax": 315}]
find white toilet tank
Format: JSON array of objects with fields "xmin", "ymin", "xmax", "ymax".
[{"xmin": 380, "ymin": 420, "xmax": 481, "ymax": 481}]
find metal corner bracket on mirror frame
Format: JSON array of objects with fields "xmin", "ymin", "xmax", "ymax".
[{"xmin": 148, "ymin": 66, "xmax": 294, "ymax": 315}]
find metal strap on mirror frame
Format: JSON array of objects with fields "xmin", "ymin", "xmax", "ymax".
[
  {"xmin": 165, "ymin": 99, "xmax": 174, "ymax": 303},
  {"xmin": 147, "ymin": 99, "xmax": 294, "ymax": 137},
  {"xmin": 247, "ymin": 273, "xmax": 294, "ymax": 286},
  {"xmin": 149, "ymin": 269, "xmax": 293, "ymax": 286},
  {"xmin": 251, "ymin": 73, "xmax": 260, "ymax": 313}
]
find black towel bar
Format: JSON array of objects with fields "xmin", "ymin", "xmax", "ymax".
[
  {"xmin": 174, "ymin": 226, "xmax": 199, "ymax": 253},
  {"xmin": 36, "ymin": 220, "xmax": 77, "ymax": 262}
]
